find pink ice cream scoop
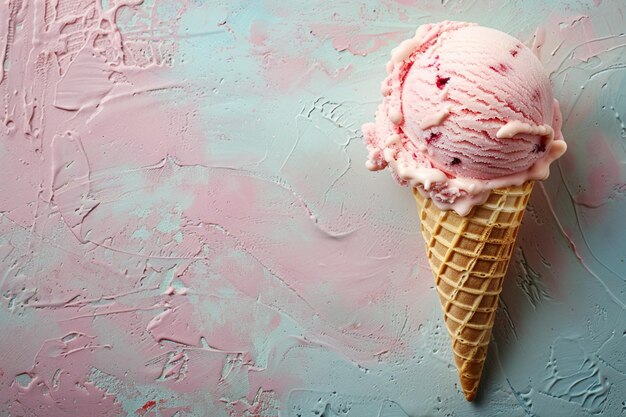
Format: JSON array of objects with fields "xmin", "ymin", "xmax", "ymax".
[{"xmin": 363, "ymin": 21, "xmax": 567, "ymax": 215}]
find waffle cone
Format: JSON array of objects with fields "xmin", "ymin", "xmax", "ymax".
[{"xmin": 414, "ymin": 181, "xmax": 534, "ymax": 401}]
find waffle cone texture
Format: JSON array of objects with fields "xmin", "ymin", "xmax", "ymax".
[{"xmin": 414, "ymin": 181, "xmax": 534, "ymax": 401}]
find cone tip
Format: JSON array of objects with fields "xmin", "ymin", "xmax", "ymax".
[
  {"xmin": 464, "ymin": 389, "xmax": 477, "ymax": 402},
  {"xmin": 460, "ymin": 376, "xmax": 479, "ymax": 401}
]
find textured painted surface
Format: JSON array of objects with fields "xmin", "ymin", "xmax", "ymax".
[{"xmin": 0, "ymin": 1, "xmax": 624, "ymax": 416}]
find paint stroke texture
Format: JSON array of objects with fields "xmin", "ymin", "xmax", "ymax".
[{"xmin": 0, "ymin": 0, "xmax": 624, "ymax": 416}]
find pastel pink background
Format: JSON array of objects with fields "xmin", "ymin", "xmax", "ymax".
[{"xmin": 0, "ymin": 1, "xmax": 624, "ymax": 416}]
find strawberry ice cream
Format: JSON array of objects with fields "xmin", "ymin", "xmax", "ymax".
[{"xmin": 363, "ymin": 21, "xmax": 567, "ymax": 215}]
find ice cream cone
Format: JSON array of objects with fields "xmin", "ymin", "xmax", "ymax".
[{"xmin": 414, "ymin": 181, "xmax": 534, "ymax": 401}]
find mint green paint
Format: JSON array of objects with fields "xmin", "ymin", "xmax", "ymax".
[{"xmin": 131, "ymin": 226, "xmax": 151, "ymax": 240}]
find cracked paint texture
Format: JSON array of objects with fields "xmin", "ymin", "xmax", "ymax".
[{"xmin": 0, "ymin": 0, "xmax": 625, "ymax": 416}]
